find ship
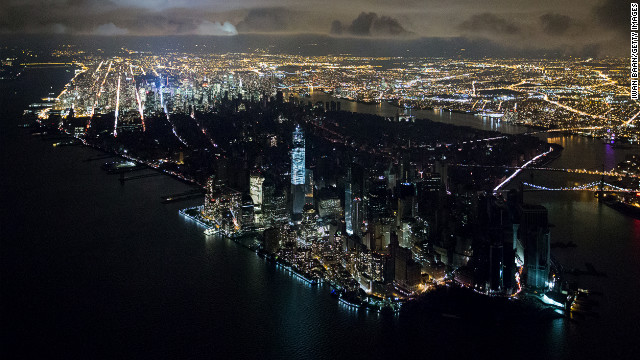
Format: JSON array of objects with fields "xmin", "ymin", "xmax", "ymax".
[{"xmin": 101, "ymin": 160, "xmax": 145, "ymax": 174}]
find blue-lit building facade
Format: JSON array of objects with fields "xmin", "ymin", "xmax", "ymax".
[{"xmin": 291, "ymin": 125, "xmax": 306, "ymax": 221}]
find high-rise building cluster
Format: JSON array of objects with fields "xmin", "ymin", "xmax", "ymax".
[
  {"xmin": 28, "ymin": 54, "xmax": 638, "ymax": 143},
  {"xmin": 196, "ymin": 123, "xmax": 556, "ymax": 302}
]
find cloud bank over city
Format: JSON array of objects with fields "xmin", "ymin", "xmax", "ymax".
[{"xmin": 0, "ymin": 0, "xmax": 630, "ymax": 56}]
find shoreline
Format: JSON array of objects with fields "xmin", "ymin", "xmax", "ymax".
[
  {"xmin": 179, "ymin": 205, "xmax": 395, "ymax": 313},
  {"xmin": 306, "ymin": 91, "xmax": 621, "ymax": 141},
  {"xmin": 20, "ymin": 97, "xmax": 580, "ymax": 320},
  {"xmin": 178, "ymin": 204, "xmax": 563, "ymax": 318}
]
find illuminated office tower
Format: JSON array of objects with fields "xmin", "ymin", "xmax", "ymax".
[
  {"xmin": 291, "ymin": 125, "xmax": 305, "ymax": 185},
  {"xmin": 305, "ymin": 169, "xmax": 314, "ymax": 206},
  {"xmin": 291, "ymin": 125, "xmax": 306, "ymax": 221},
  {"xmin": 345, "ymin": 181, "xmax": 353, "ymax": 235},
  {"xmin": 249, "ymin": 173, "xmax": 265, "ymax": 211},
  {"xmin": 345, "ymin": 164, "xmax": 364, "ymax": 237}
]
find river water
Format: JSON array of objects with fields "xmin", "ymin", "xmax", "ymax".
[{"xmin": 1, "ymin": 69, "xmax": 639, "ymax": 359}]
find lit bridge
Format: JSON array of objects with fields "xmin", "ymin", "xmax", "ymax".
[
  {"xmin": 451, "ymin": 163, "xmax": 639, "ymax": 179},
  {"xmin": 522, "ymin": 181, "xmax": 638, "ymax": 193}
]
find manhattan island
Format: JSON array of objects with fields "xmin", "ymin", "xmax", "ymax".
[{"xmin": 23, "ymin": 51, "xmax": 639, "ymax": 317}]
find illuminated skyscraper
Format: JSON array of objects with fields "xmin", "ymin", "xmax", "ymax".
[
  {"xmin": 345, "ymin": 182, "xmax": 353, "ymax": 235},
  {"xmin": 291, "ymin": 125, "xmax": 305, "ymax": 185},
  {"xmin": 305, "ymin": 168, "xmax": 314, "ymax": 205},
  {"xmin": 345, "ymin": 163, "xmax": 364, "ymax": 237},
  {"xmin": 291, "ymin": 125, "xmax": 306, "ymax": 220},
  {"xmin": 249, "ymin": 173, "xmax": 265, "ymax": 211}
]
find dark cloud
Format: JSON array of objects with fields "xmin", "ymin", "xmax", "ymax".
[
  {"xmin": 330, "ymin": 20, "xmax": 343, "ymax": 35},
  {"xmin": 539, "ymin": 13, "xmax": 572, "ymax": 36},
  {"xmin": 331, "ymin": 12, "xmax": 410, "ymax": 37},
  {"xmin": 348, "ymin": 12, "xmax": 377, "ymax": 36},
  {"xmin": 236, "ymin": 8, "xmax": 291, "ymax": 33},
  {"xmin": 0, "ymin": 2, "xmax": 238, "ymax": 36},
  {"xmin": 458, "ymin": 13, "xmax": 521, "ymax": 35},
  {"xmin": 580, "ymin": 43, "xmax": 602, "ymax": 58},
  {"xmin": 593, "ymin": 0, "xmax": 630, "ymax": 34},
  {"xmin": 0, "ymin": 0, "xmax": 629, "ymax": 57},
  {"xmin": 372, "ymin": 16, "xmax": 407, "ymax": 36}
]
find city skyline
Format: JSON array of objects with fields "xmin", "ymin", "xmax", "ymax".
[{"xmin": 21, "ymin": 52, "xmax": 637, "ymax": 141}]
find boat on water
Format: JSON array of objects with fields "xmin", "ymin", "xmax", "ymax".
[{"xmin": 101, "ymin": 160, "xmax": 145, "ymax": 173}]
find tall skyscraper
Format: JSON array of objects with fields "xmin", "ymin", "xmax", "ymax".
[
  {"xmin": 291, "ymin": 125, "xmax": 305, "ymax": 185},
  {"xmin": 291, "ymin": 125, "xmax": 306, "ymax": 221},
  {"xmin": 396, "ymin": 182, "xmax": 416, "ymax": 226},
  {"xmin": 305, "ymin": 168, "xmax": 314, "ymax": 205},
  {"xmin": 520, "ymin": 205, "xmax": 550, "ymax": 290},
  {"xmin": 345, "ymin": 163, "xmax": 364, "ymax": 237},
  {"xmin": 262, "ymin": 178, "xmax": 275, "ymax": 225},
  {"xmin": 368, "ymin": 178, "xmax": 389, "ymax": 220},
  {"xmin": 345, "ymin": 183, "xmax": 353, "ymax": 236},
  {"xmin": 241, "ymin": 193, "xmax": 255, "ymax": 229},
  {"xmin": 249, "ymin": 173, "xmax": 265, "ymax": 211}
]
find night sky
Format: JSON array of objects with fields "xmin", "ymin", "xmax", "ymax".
[{"xmin": 0, "ymin": 0, "xmax": 631, "ymax": 56}]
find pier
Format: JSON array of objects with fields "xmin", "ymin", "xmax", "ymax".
[
  {"xmin": 84, "ymin": 154, "xmax": 115, "ymax": 162},
  {"xmin": 119, "ymin": 172, "xmax": 163, "ymax": 184},
  {"xmin": 161, "ymin": 189, "xmax": 205, "ymax": 203}
]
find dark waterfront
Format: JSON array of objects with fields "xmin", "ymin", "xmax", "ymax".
[{"xmin": 2, "ymin": 68, "xmax": 639, "ymax": 359}]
